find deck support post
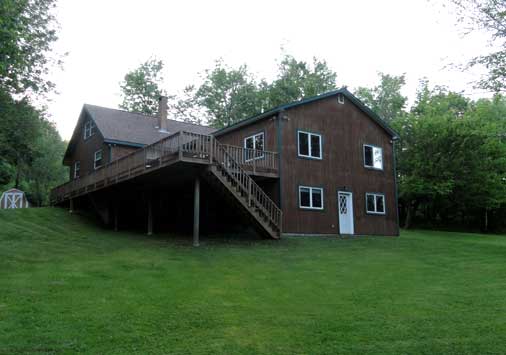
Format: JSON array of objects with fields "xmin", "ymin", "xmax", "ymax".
[
  {"xmin": 193, "ymin": 177, "xmax": 200, "ymax": 247},
  {"xmin": 69, "ymin": 198, "xmax": 74, "ymax": 214},
  {"xmin": 147, "ymin": 193, "xmax": 153, "ymax": 236},
  {"xmin": 114, "ymin": 203, "xmax": 119, "ymax": 232}
]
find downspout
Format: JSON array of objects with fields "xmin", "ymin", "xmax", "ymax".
[
  {"xmin": 276, "ymin": 111, "xmax": 284, "ymax": 210},
  {"xmin": 392, "ymin": 137, "xmax": 400, "ymax": 236}
]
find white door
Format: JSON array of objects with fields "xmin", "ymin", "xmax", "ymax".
[{"xmin": 338, "ymin": 191, "xmax": 354, "ymax": 235}]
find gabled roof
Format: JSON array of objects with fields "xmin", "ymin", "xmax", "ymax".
[
  {"xmin": 213, "ymin": 87, "xmax": 399, "ymax": 139},
  {"xmin": 63, "ymin": 104, "xmax": 216, "ymax": 163},
  {"xmin": 84, "ymin": 104, "xmax": 216, "ymax": 145}
]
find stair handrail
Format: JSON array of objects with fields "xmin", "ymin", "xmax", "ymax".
[{"xmin": 210, "ymin": 136, "xmax": 282, "ymax": 232}]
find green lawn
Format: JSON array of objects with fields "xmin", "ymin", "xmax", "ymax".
[{"xmin": 1, "ymin": 208, "xmax": 506, "ymax": 354}]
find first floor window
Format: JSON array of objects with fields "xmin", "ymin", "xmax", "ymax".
[
  {"xmin": 84, "ymin": 120, "xmax": 96, "ymax": 139},
  {"xmin": 299, "ymin": 186, "xmax": 324, "ymax": 210},
  {"xmin": 94, "ymin": 150, "xmax": 103, "ymax": 169},
  {"xmin": 74, "ymin": 161, "xmax": 80, "ymax": 179},
  {"xmin": 364, "ymin": 144, "xmax": 383, "ymax": 170},
  {"xmin": 366, "ymin": 193, "xmax": 385, "ymax": 214},
  {"xmin": 244, "ymin": 132, "xmax": 264, "ymax": 161},
  {"xmin": 298, "ymin": 131, "xmax": 322, "ymax": 159}
]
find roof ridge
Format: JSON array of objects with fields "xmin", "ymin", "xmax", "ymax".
[{"xmin": 83, "ymin": 103, "xmax": 212, "ymax": 128}]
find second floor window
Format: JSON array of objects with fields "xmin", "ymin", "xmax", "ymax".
[
  {"xmin": 74, "ymin": 161, "xmax": 80, "ymax": 179},
  {"xmin": 298, "ymin": 131, "xmax": 322, "ymax": 159},
  {"xmin": 364, "ymin": 144, "xmax": 383, "ymax": 170},
  {"xmin": 244, "ymin": 132, "xmax": 264, "ymax": 161},
  {"xmin": 84, "ymin": 120, "xmax": 96, "ymax": 139},
  {"xmin": 94, "ymin": 150, "xmax": 103, "ymax": 169}
]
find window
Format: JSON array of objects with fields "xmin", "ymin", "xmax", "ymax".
[
  {"xmin": 298, "ymin": 131, "xmax": 322, "ymax": 159},
  {"xmin": 337, "ymin": 93, "xmax": 345, "ymax": 104},
  {"xmin": 364, "ymin": 144, "xmax": 383, "ymax": 170},
  {"xmin": 94, "ymin": 150, "xmax": 103, "ymax": 169},
  {"xmin": 299, "ymin": 186, "xmax": 324, "ymax": 210},
  {"xmin": 74, "ymin": 161, "xmax": 80, "ymax": 179},
  {"xmin": 366, "ymin": 193, "xmax": 385, "ymax": 215},
  {"xmin": 244, "ymin": 132, "xmax": 264, "ymax": 161},
  {"xmin": 84, "ymin": 120, "xmax": 96, "ymax": 139}
]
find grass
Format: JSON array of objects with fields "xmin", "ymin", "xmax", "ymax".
[{"xmin": 1, "ymin": 208, "xmax": 506, "ymax": 354}]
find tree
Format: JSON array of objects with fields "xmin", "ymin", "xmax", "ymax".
[
  {"xmin": 450, "ymin": 0, "xmax": 506, "ymax": 91},
  {"xmin": 266, "ymin": 55, "xmax": 337, "ymax": 108},
  {"xmin": 392, "ymin": 81, "xmax": 506, "ymax": 230},
  {"xmin": 0, "ymin": 0, "xmax": 60, "ymax": 95},
  {"xmin": 22, "ymin": 120, "xmax": 68, "ymax": 206},
  {"xmin": 0, "ymin": 89, "xmax": 41, "ymax": 188},
  {"xmin": 355, "ymin": 73, "xmax": 407, "ymax": 121},
  {"xmin": 172, "ymin": 54, "xmax": 338, "ymax": 128},
  {"xmin": 192, "ymin": 60, "xmax": 262, "ymax": 128},
  {"xmin": 119, "ymin": 58, "xmax": 167, "ymax": 115}
]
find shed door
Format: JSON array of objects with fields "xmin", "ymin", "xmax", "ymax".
[
  {"xmin": 5, "ymin": 192, "xmax": 23, "ymax": 209},
  {"xmin": 338, "ymin": 191, "xmax": 354, "ymax": 235}
]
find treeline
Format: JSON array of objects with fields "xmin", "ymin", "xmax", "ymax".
[
  {"xmin": 0, "ymin": 0, "xmax": 67, "ymax": 206},
  {"xmin": 120, "ymin": 55, "xmax": 338, "ymax": 128},
  {"xmin": 357, "ymin": 75, "xmax": 506, "ymax": 232}
]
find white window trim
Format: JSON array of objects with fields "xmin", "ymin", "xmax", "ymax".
[
  {"xmin": 297, "ymin": 130, "xmax": 322, "ymax": 160},
  {"xmin": 299, "ymin": 186, "xmax": 324, "ymax": 210},
  {"xmin": 365, "ymin": 193, "xmax": 386, "ymax": 215},
  {"xmin": 84, "ymin": 121, "xmax": 95, "ymax": 139},
  {"xmin": 363, "ymin": 144, "xmax": 383, "ymax": 170},
  {"xmin": 243, "ymin": 132, "xmax": 265, "ymax": 161},
  {"xmin": 337, "ymin": 94, "xmax": 345, "ymax": 104},
  {"xmin": 94, "ymin": 150, "xmax": 103, "ymax": 170},
  {"xmin": 74, "ymin": 161, "xmax": 80, "ymax": 179}
]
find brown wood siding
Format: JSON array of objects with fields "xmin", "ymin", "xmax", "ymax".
[
  {"xmin": 68, "ymin": 113, "xmax": 108, "ymax": 180},
  {"xmin": 111, "ymin": 145, "xmax": 138, "ymax": 161},
  {"xmin": 216, "ymin": 116, "xmax": 278, "ymax": 152},
  {"xmin": 279, "ymin": 96, "xmax": 398, "ymax": 236}
]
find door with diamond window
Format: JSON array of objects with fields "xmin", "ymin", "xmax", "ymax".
[{"xmin": 338, "ymin": 191, "xmax": 354, "ymax": 235}]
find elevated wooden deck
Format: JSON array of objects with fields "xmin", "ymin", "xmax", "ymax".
[{"xmin": 50, "ymin": 131, "xmax": 282, "ymax": 238}]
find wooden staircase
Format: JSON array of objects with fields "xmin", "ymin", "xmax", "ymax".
[{"xmin": 205, "ymin": 139, "xmax": 282, "ymax": 239}]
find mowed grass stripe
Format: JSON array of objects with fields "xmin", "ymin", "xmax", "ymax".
[{"xmin": 1, "ymin": 208, "xmax": 506, "ymax": 354}]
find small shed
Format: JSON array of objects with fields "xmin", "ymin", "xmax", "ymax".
[{"xmin": 0, "ymin": 188, "xmax": 30, "ymax": 209}]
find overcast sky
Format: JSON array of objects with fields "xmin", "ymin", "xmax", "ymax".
[{"xmin": 47, "ymin": 0, "xmax": 491, "ymax": 140}]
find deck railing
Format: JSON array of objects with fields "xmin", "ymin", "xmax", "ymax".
[
  {"xmin": 221, "ymin": 144, "xmax": 278, "ymax": 174},
  {"xmin": 50, "ymin": 131, "xmax": 279, "ymax": 204}
]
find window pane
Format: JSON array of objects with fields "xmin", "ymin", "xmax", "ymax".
[
  {"xmin": 364, "ymin": 146, "xmax": 373, "ymax": 166},
  {"xmin": 255, "ymin": 134, "xmax": 264, "ymax": 151},
  {"xmin": 373, "ymin": 147, "xmax": 383, "ymax": 169},
  {"xmin": 366, "ymin": 194, "xmax": 375, "ymax": 212},
  {"xmin": 300, "ymin": 188, "xmax": 310, "ymax": 207},
  {"xmin": 376, "ymin": 195, "xmax": 385, "ymax": 213},
  {"xmin": 310, "ymin": 134, "xmax": 321, "ymax": 158},
  {"xmin": 299, "ymin": 132, "xmax": 309, "ymax": 156},
  {"xmin": 245, "ymin": 137, "xmax": 254, "ymax": 149},
  {"xmin": 312, "ymin": 189, "xmax": 322, "ymax": 208}
]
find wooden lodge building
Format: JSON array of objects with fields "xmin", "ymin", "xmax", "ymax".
[{"xmin": 51, "ymin": 88, "xmax": 399, "ymax": 243}]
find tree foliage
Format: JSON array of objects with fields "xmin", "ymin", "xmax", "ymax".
[
  {"xmin": 119, "ymin": 58, "xmax": 167, "ymax": 115},
  {"xmin": 265, "ymin": 55, "xmax": 337, "ymax": 108},
  {"xmin": 451, "ymin": 0, "xmax": 506, "ymax": 91},
  {"xmin": 355, "ymin": 73, "xmax": 407, "ymax": 121},
  {"xmin": 0, "ymin": 0, "xmax": 67, "ymax": 205},
  {"xmin": 171, "ymin": 54, "xmax": 337, "ymax": 128},
  {"xmin": 390, "ymin": 80, "xmax": 506, "ymax": 230},
  {"xmin": 0, "ymin": 0, "xmax": 60, "ymax": 94},
  {"xmin": 191, "ymin": 60, "xmax": 262, "ymax": 127}
]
